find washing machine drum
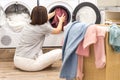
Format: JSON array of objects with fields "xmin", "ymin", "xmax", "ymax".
[
  {"xmin": 49, "ymin": 6, "xmax": 71, "ymax": 31},
  {"xmin": 5, "ymin": 4, "xmax": 31, "ymax": 33},
  {"xmin": 51, "ymin": 8, "xmax": 68, "ymax": 31},
  {"xmin": 72, "ymin": 2, "xmax": 101, "ymax": 24},
  {"xmin": 5, "ymin": 4, "xmax": 29, "ymax": 15}
]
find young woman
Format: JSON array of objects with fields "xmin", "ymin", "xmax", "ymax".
[{"xmin": 14, "ymin": 6, "xmax": 65, "ymax": 71}]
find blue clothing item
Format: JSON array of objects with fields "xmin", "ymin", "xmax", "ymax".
[
  {"xmin": 66, "ymin": 78, "xmax": 74, "ymax": 80},
  {"xmin": 112, "ymin": 46, "xmax": 120, "ymax": 52},
  {"xmin": 109, "ymin": 24, "xmax": 120, "ymax": 52},
  {"xmin": 60, "ymin": 21, "xmax": 89, "ymax": 79}
]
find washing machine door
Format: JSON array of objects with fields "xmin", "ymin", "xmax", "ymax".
[
  {"xmin": 72, "ymin": 2, "xmax": 101, "ymax": 24},
  {"xmin": 0, "ymin": 5, "xmax": 6, "ymax": 27}
]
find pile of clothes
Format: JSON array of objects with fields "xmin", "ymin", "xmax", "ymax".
[{"xmin": 60, "ymin": 21, "xmax": 108, "ymax": 80}]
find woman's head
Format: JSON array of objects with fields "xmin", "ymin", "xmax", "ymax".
[{"xmin": 30, "ymin": 6, "xmax": 48, "ymax": 25}]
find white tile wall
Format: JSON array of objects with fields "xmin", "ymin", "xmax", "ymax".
[{"xmin": 98, "ymin": 0, "xmax": 120, "ymax": 7}]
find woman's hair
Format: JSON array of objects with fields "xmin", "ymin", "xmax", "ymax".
[{"xmin": 30, "ymin": 6, "xmax": 48, "ymax": 25}]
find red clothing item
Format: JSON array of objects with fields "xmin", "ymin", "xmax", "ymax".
[{"xmin": 51, "ymin": 8, "xmax": 68, "ymax": 31}]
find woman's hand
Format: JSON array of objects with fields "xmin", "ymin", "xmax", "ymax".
[
  {"xmin": 51, "ymin": 14, "xmax": 66, "ymax": 34},
  {"xmin": 48, "ymin": 11, "xmax": 55, "ymax": 20},
  {"xmin": 57, "ymin": 14, "xmax": 66, "ymax": 23}
]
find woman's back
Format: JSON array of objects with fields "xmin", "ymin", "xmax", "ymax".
[{"xmin": 15, "ymin": 23, "xmax": 53, "ymax": 59}]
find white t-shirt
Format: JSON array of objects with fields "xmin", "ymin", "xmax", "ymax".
[{"xmin": 15, "ymin": 22, "xmax": 53, "ymax": 59}]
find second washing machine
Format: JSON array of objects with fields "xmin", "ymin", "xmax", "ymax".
[
  {"xmin": 0, "ymin": 0, "xmax": 37, "ymax": 48},
  {"xmin": 40, "ymin": 0, "xmax": 101, "ymax": 47}
]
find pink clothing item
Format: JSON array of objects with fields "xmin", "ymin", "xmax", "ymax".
[
  {"xmin": 76, "ymin": 56, "xmax": 84, "ymax": 80},
  {"xmin": 94, "ymin": 36, "xmax": 106, "ymax": 68},
  {"xmin": 51, "ymin": 8, "xmax": 68, "ymax": 31},
  {"xmin": 76, "ymin": 25, "xmax": 107, "ymax": 80},
  {"xmin": 82, "ymin": 25, "xmax": 107, "ymax": 68},
  {"xmin": 76, "ymin": 40, "xmax": 89, "ymax": 57},
  {"xmin": 83, "ymin": 25, "xmax": 107, "ymax": 48}
]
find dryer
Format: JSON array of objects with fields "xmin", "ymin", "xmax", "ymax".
[
  {"xmin": 72, "ymin": 1, "xmax": 101, "ymax": 24},
  {"xmin": 78, "ymin": 0, "xmax": 105, "ymax": 24},
  {"xmin": 0, "ymin": 0, "xmax": 37, "ymax": 48},
  {"xmin": 40, "ymin": 0, "xmax": 101, "ymax": 47},
  {"xmin": 40, "ymin": 0, "xmax": 79, "ymax": 47}
]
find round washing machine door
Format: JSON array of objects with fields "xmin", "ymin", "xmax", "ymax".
[
  {"xmin": 72, "ymin": 2, "xmax": 101, "ymax": 24},
  {"xmin": 49, "ymin": 5, "xmax": 71, "ymax": 31},
  {"xmin": 4, "ymin": 1, "xmax": 30, "ymax": 15},
  {"xmin": 47, "ymin": 1, "xmax": 73, "ymax": 30},
  {"xmin": 4, "ymin": 1, "xmax": 31, "ymax": 33}
]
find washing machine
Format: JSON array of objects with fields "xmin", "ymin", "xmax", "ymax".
[
  {"xmin": 0, "ymin": 0, "xmax": 37, "ymax": 48},
  {"xmin": 40, "ymin": 0, "xmax": 78, "ymax": 47},
  {"xmin": 73, "ymin": 1, "xmax": 101, "ymax": 24},
  {"xmin": 40, "ymin": 0, "xmax": 101, "ymax": 47},
  {"xmin": 79, "ymin": 0, "xmax": 97, "ymax": 5},
  {"xmin": 78, "ymin": 0, "xmax": 105, "ymax": 24}
]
